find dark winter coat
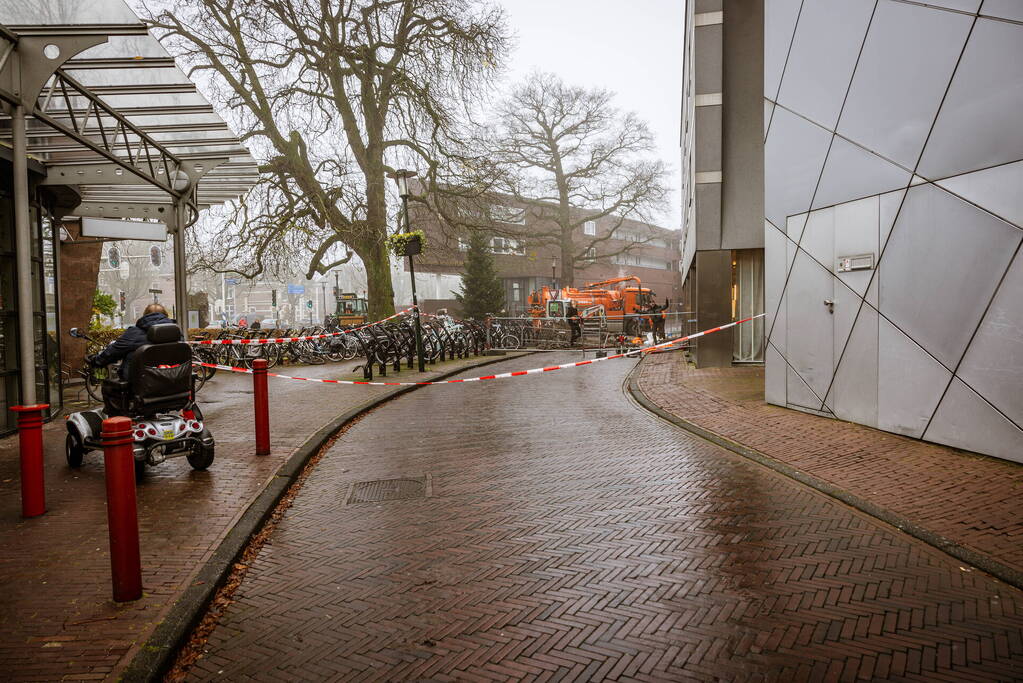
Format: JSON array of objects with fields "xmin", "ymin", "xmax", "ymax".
[{"xmin": 94, "ymin": 311, "xmax": 181, "ymax": 379}]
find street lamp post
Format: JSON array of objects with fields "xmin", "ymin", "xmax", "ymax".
[
  {"xmin": 333, "ymin": 271, "xmax": 340, "ymax": 315},
  {"xmin": 393, "ymin": 169, "xmax": 426, "ymax": 372},
  {"xmin": 551, "ymin": 255, "xmax": 558, "ymax": 292}
]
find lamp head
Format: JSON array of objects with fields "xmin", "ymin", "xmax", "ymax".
[{"xmin": 391, "ymin": 169, "xmax": 415, "ymax": 198}]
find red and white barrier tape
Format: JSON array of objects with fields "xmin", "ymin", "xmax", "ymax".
[
  {"xmin": 191, "ymin": 314, "xmax": 764, "ymax": 387},
  {"xmin": 186, "ymin": 307, "xmax": 417, "ymax": 345}
]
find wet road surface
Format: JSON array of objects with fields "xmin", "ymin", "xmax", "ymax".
[{"xmin": 185, "ymin": 353, "xmax": 1023, "ymax": 681}]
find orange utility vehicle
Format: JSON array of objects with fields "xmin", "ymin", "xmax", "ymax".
[
  {"xmin": 527, "ymin": 276, "xmax": 657, "ymax": 335},
  {"xmin": 335, "ymin": 292, "xmax": 368, "ymax": 326}
]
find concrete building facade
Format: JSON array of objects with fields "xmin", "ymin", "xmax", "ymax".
[
  {"xmin": 680, "ymin": 0, "xmax": 766, "ymax": 367},
  {"xmin": 763, "ymin": 0, "xmax": 1023, "ymax": 462}
]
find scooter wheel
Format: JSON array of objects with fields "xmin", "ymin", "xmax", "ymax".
[
  {"xmin": 65, "ymin": 432, "xmax": 85, "ymax": 468},
  {"xmin": 187, "ymin": 434, "xmax": 215, "ymax": 471}
]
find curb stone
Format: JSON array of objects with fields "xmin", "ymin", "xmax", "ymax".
[
  {"xmin": 119, "ymin": 352, "xmax": 530, "ymax": 682},
  {"xmin": 625, "ymin": 360, "xmax": 1023, "ymax": 592}
]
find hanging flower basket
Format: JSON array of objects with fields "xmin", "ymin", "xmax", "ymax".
[{"xmin": 386, "ymin": 230, "xmax": 426, "ymax": 257}]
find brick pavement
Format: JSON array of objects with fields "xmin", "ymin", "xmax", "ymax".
[
  {"xmin": 0, "ymin": 354, "xmax": 506, "ymax": 682},
  {"xmin": 184, "ymin": 353, "xmax": 1023, "ymax": 681},
  {"xmin": 637, "ymin": 353, "xmax": 1023, "ymax": 583}
]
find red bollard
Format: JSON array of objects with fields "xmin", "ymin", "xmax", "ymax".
[
  {"xmin": 10, "ymin": 404, "xmax": 49, "ymax": 518},
  {"xmin": 101, "ymin": 416, "xmax": 142, "ymax": 602},
  {"xmin": 253, "ymin": 358, "xmax": 270, "ymax": 455}
]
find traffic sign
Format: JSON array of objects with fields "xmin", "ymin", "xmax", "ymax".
[
  {"xmin": 225, "ymin": 277, "xmax": 240, "ymax": 285},
  {"xmin": 288, "ymin": 284, "xmax": 305, "ymax": 295}
]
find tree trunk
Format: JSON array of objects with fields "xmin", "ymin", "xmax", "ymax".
[
  {"xmin": 359, "ymin": 238, "xmax": 395, "ymax": 320},
  {"xmin": 361, "ymin": 161, "xmax": 396, "ymax": 320},
  {"xmin": 560, "ymin": 222, "xmax": 575, "ymax": 287}
]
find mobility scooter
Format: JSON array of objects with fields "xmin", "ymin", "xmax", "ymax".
[{"xmin": 65, "ymin": 323, "xmax": 215, "ymax": 477}]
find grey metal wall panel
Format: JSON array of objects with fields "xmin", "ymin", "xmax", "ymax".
[
  {"xmin": 981, "ymin": 0, "xmax": 1023, "ymax": 21},
  {"xmin": 764, "ymin": 99, "xmax": 774, "ymax": 140},
  {"xmin": 787, "ymin": 364, "xmax": 825, "ymax": 412},
  {"xmin": 833, "ymin": 196, "xmax": 879, "ymax": 298},
  {"xmin": 695, "ymin": 183, "xmax": 722, "ymax": 251},
  {"xmin": 955, "ymin": 252, "xmax": 1023, "ymax": 426},
  {"xmin": 936, "ymin": 161, "xmax": 1023, "ymax": 229},
  {"xmin": 695, "ymin": 105, "xmax": 722, "ymax": 173},
  {"xmin": 838, "ymin": 0, "xmax": 972, "ymax": 168},
  {"xmin": 924, "ymin": 379, "xmax": 1023, "ymax": 464},
  {"xmin": 770, "ymin": 286, "xmax": 788, "ymax": 356},
  {"xmin": 765, "ymin": 106, "xmax": 832, "ymax": 228},
  {"xmin": 878, "ymin": 184, "xmax": 1021, "ymax": 368},
  {"xmin": 918, "ymin": 18, "xmax": 1023, "ymax": 180},
  {"xmin": 878, "ymin": 188, "xmax": 905, "ymax": 252},
  {"xmin": 765, "ymin": 342, "xmax": 787, "ymax": 405},
  {"xmin": 812, "ymin": 136, "xmax": 911, "ymax": 210},
  {"xmin": 877, "ymin": 316, "xmax": 951, "ymax": 438},
  {"xmin": 922, "ymin": 0, "xmax": 981, "ymax": 10},
  {"xmin": 825, "ymin": 303, "xmax": 879, "ymax": 427},
  {"xmin": 764, "ymin": 220, "xmax": 787, "ymax": 334},
  {"xmin": 796, "ymin": 206, "xmax": 834, "ymax": 271},
  {"xmin": 776, "ymin": 0, "xmax": 874, "ymax": 130},
  {"xmin": 764, "ymin": 0, "xmax": 802, "ymax": 100}
]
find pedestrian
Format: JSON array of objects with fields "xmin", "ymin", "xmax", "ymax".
[
  {"xmin": 567, "ymin": 303, "xmax": 581, "ymax": 345},
  {"xmin": 651, "ymin": 300, "xmax": 668, "ymax": 343}
]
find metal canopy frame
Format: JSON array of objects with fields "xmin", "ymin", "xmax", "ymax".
[{"xmin": 0, "ymin": 1, "xmax": 258, "ymax": 405}]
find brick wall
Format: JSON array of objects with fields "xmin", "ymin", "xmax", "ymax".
[{"xmin": 58, "ymin": 221, "xmax": 102, "ymax": 373}]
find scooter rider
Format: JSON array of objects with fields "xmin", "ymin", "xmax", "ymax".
[{"xmin": 88, "ymin": 303, "xmax": 182, "ymax": 379}]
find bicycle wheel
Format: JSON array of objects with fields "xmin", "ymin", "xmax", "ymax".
[
  {"xmin": 500, "ymin": 333, "xmax": 520, "ymax": 349},
  {"xmin": 83, "ymin": 365, "xmax": 109, "ymax": 402},
  {"xmin": 262, "ymin": 342, "xmax": 282, "ymax": 369},
  {"xmin": 192, "ymin": 347, "xmax": 218, "ymax": 379}
]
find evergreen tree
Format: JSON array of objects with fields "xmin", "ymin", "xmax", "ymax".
[{"xmin": 455, "ymin": 231, "xmax": 506, "ymax": 319}]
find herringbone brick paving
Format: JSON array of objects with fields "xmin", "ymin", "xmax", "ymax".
[
  {"xmin": 186, "ymin": 353, "xmax": 1023, "ymax": 681},
  {"xmin": 0, "ymin": 355, "xmax": 496, "ymax": 681},
  {"xmin": 637, "ymin": 354, "xmax": 1023, "ymax": 580}
]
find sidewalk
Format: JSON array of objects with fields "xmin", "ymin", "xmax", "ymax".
[
  {"xmin": 0, "ymin": 353, "xmax": 522, "ymax": 682},
  {"xmin": 635, "ymin": 352, "xmax": 1023, "ymax": 587}
]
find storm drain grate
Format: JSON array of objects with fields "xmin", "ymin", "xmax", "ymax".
[{"xmin": 345, "ymin": 475, "xmax": 431, "ymax": 504}]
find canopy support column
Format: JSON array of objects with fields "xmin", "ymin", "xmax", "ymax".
[
  {"xmin": 13, "ymin": 104, "xmax": 35, "ymax": 404},
  {"xmin": 170, "ymin": 202, "xmax": 188, "ymax": 327}
]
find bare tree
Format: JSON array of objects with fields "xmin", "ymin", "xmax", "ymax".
[
  {"xmin": 483, "ymin": 72, "xmax": 670, "ymax": 286},
  {"xmin": 145, "ymin": 0, "xmax": 509, "ymax": 318}
]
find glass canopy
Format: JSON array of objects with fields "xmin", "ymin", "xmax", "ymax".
[{"xmin": 0, "ymin": 1, "xmax": 257, "ymax": 216}]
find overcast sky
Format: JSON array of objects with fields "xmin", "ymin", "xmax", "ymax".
[{"xmin": 499, "ymin": 0, "xmax": 684, "ymax": 230}]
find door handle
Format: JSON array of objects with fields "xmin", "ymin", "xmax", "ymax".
[{"xmin": 824, "ymin": 299, "xmax": 834, "ymax": 314}]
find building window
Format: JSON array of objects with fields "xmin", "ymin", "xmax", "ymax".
[
  {"xmin": 583, "ymin": 220, "xmax": 596, "ymax": 236},
  {"xmin": 585, "ymin": 246, "xmax": 597, "ymax": 263},
  {"xmin": 490, "ymin": 237, "xmax": 524, "ymax": 255},
  {"xmin": 512, "ymin": 282, "xmax": 521, "ymax": 302},
  {"xmin": 490, "ymin": 205, "xmax": 526, "ymax": 224}
]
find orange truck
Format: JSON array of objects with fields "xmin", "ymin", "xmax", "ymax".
[{"xmin": 527, "ymin": 276, "xmax": 658, "ymax": 334}]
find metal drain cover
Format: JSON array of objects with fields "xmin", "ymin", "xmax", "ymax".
[{"xmin": 346, "ymin": 476, "xmax": 429, "ymax": 504}]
